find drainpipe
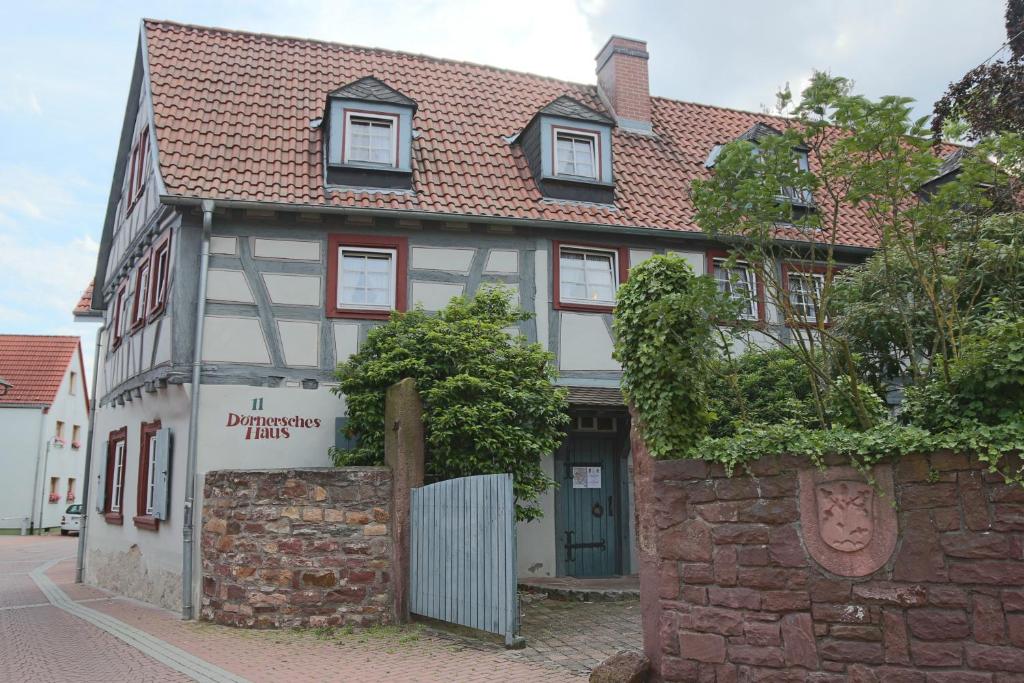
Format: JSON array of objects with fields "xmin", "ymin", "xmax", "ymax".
[
  {"xmin": 29, "ymin": 408, "xmax": 49, "ymax": 534},
  {"xmin": 76, "ymin": 323, "xmax": 105, "ymax": 583},
  {"xmin": 182, "ymin": 199, "xmax": 214, "ymax": 620}
]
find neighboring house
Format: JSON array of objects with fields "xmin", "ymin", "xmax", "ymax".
[
  {"xmin": 0, "ymin": 335, "xmax": 90, "ymax": 533},
  {"xmin": 80, "ymin": 19, "xmax": 892, "ymax": 612}
]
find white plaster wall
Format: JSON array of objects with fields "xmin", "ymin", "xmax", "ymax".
[
  {"xmin": 209, "ymin": 236, "xmax": 237, "ymax": 255},
  {"xmin": 669, "ymin": 250, "xmax": 706, "ymax": 275},
  {"xmin": 558, "ymin": 313, "xmax": 620, "ymax": 371},
  {"xmin": 206, "ymin": 269, "xmax": 255, "ymax": 303},
  {"xmin": 261, "ymin": 273, "xmax": 321, "ymax": 306},
  {"xmin": 410, "ymin": 246, "xmax": 474, "ymax": 273},
  {"xmin": 333, "ymin": 322, "xmax": 360, "ymax": 364},
  {"xmin": 201, "ymin": 316, "xmax": 271, "ymax": 364},
  {"xmin": 0, "ymin": 408, "xmax": 44, "ymax": 530},
  {"xmin": 516, "ymin": 452, "xmax": 556, "ymax": 577},
  {"xmin": 252, "ymin": 238, "xmax": 320, "ymax": 261},
  {"xmin": 534, "ymin": 246, "xmax": 549, "ymax": 351},
  {"xmin": 628, "ymin": 249, "xmax": 654, "ymax": 268},
  {"xmin": 37, "ymin": 354, "xmax": 91, "ymax": 529},
  {"xmin": 277, "ymin": 320, "xmax": 320, "ymax": 367},
  {"xmin": 411, "ymin": 281, "xmax": 465, "ymax": 311},
  {"xmin": 84, "ymin": 385, "xmax": 191, "ymax": 610},
  {"xmin": 484, "ymin": 249, "xmax": 518, "ymax": 274}
]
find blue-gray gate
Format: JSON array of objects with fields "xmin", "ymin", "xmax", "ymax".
[{"xmin": 409, "ymin": 473, "xmax": 520, "ymax": 646}]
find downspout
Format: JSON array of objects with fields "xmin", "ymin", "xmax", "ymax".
[
  {"xmin": 182, "ymin": 199, "xmax": 214, "ymax": 619},
  {"xmin": 29, "ymin": 409, "xmax": 49, "ymax": 533},
  {"xmin": 76, "ymin": 323, "xmax": 105, "ymax": 582}
]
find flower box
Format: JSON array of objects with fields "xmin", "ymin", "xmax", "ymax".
[
  {"xmin": 48, "ymin": 492, "xmax": 61, "ymax": 503},
  {"xmin": 53, "ymin": 438, "xmax": 66, "ymax": 448},
  {"xmin": 71, "ymin": 441, "xmax": 81, "ymax": 450},
  {"xmin": 66, "ymin": 493, "xmax": 75, "ymax": 502}
]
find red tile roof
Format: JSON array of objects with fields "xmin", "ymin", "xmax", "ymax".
[
  {"xmin": 0, "ymin": 335, "xmax": 84, "ymax": 408},
  {"xmin": 143, "ymin": 20, "xmax": 941, "ymax": 248},
  {"xmin": 72, "ymin": 280, "xmax": 97, "ymax": 318}
]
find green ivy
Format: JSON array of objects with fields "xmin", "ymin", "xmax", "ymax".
[
  {"xmin": 330, "ymin": 287, "xmax": 569, "ymax": 521},
  {"xmin": 612, "ymin": 255, "xmax": 737, "ymax": 458}
]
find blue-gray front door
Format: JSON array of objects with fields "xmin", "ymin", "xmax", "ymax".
[{"xmin": 557, "ymin": 432, "xmax": 622, "ymax": 577}]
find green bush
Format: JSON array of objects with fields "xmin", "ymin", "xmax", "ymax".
[
  {"xmin": 331, "ymin": 287, "xmax": 569, "ymax": 521},
  {"xmin": 904, "ymin": 312, "xmax": 1024, "ymax": 430},
  {"xmin": 707, "ymin": 348, "xmax": 818, "ymax": 437}
]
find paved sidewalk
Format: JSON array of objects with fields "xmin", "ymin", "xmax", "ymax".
[
  {"xmin": 1, "ymin": 536, "xmax": 590, "ymax": 682},
  {"xmin": 422, "ymin": 593, "xmax": 643, "ymax": 677}
]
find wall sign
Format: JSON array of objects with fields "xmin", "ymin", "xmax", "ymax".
[
  {"xmin": 572, "ymin": 466, "xmax": 602, "ymax": 489},
  {"xmin": 225, "ymin": 397, "xmax": 323, "ymax": 440}
]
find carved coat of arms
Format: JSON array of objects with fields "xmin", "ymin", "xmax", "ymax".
[{"xmin": 798, "ymin": 465, "xmax": 897, "ymax": 577}]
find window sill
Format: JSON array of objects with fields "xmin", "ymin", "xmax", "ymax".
[
  {"xmin": 555, "ymin": 301, "xmax": 616, "ymax": 314},
  {"xmin": 146, "ymin": 302, "xmax": 167, "ymax": 323},
  {"xmin": 133, "ymin": 515, "xmax": 159, "ymax": 531},
  {"xmin": 326, "ymin": 307, "xmax": 395, "ymax": 320},
  {"xmin": 103, "ymin": 512, "xmax": 124, "ymax": 526}
]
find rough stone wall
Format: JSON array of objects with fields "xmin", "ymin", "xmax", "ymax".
[
  {"xmin": 633, "ymin": 437, "xmax": 1024, "ymax": 682},
  {"xmin": 85, "ymin": 546, "xmax": 182, "ymax": 611},
  {"xmin": 201, "ymin": 467, "xmax": 394, "ymax": 628}
]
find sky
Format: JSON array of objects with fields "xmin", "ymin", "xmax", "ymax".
[{"xmin": 0, "ymin": 0, "xmax": 1009, "ymax": 380}]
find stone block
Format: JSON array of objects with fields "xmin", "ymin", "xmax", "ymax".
[
  {"xmin": 852, "ymin": 583, "xmax": 928, "ymax": 606},
  {"xmin": 301, "ymin": 507, "xmax": 324, "ymax": 522},
  {"xmin": 959, "ymin": 471, "xmax": 991, "ymax": 531},
  {"xmin": 974, "ymin": 592, "xmax": 1006, "ymax": 644},
  {"xmin": 831, "ymin": 625, "xmax": 882, "ymax": 641},
  {"xmin": 663, "ymin": 519, "xmax": 713, "ymax": 562},
  {"xmin": 589, "ymin": 650, "xmax": 650, "ymax": 683},
  {"xmin": 883, "ymin": 608, "xmax": 911, "ymax": 665},
  {"xmin": 745, "ymin": 621, "xmax": 781, "ymax": 647},
  {"xmin": 907, "ymin": 609, "xmax": 970, "ymax": 641},
  {"xmin": 324, "ymin": 508, "xmax": 345, "ymax": 523},
  {"xmin": 781, "ymin": 613, "xmax": 818, "ymax": 669},
  {"xmin": 761, "ymin": 591, "xmax": 810, "ymax": 612},
  {"xmin": 728, "ymin": 645, "xmax": 785, "ymax": 667},
  {"xmin": 910, "ymin": 640, "xmax": 962, "ymax": 667},
  {"xmin": 966, "ymin": 643, "xmax": 1024, "ymax": 672},
  {"xmin": 679, "ymin": 631, "xmax": 726, "ymax": 663},
  {"xmin": 363, "ymin": 523, "xmax": 388, "ymax": 537},
  {"xmin": 707, "ymin": 586, "xmax": 760, "ymax": 610},
  {"xmin": 713, "ymin": 524, "xmax": 770, "ymax": 545},
  {"xmin": 713, "ymin": 545, "xmax": 738, "ymax": 586},
  {"xmin": 301, "ymin": 571, "xmax": 337, "ymax": 588},
  {"xmin": 819, "ymin": 638, "xmax": 884, "ymax": 664}
]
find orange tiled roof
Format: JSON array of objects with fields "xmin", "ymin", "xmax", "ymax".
[
  {"xmin": 144, "ymin": 20, "xmax": 934, "ymax": 248},
  {"xmin": 72, "ymin": 280, "xmax": 96, "ymax": 317},
  {"xmin": 0, "ymin": 335, "xmax": 82, "ymax": 407}
]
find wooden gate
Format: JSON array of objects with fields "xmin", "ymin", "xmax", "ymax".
[{"xmin": 409, "ymin": 473, "xmax": 521, "ymax": 646}]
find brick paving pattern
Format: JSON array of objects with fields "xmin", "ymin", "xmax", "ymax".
[
  {"xmin": 1, "ymin": 536, "xmax": 643, "ymax": 682},
  {"xmin": 421, "ymin": 593, "xmax": 644, "ymax": 677}
]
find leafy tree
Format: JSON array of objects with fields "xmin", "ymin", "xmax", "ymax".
[
  {"xmin": 331, "ymin": 287, "xmax": 569, "ymax": 521},
  {"xmin": 933, "ymin": 0, "xmax": 1024, "ymax": 140},
  {"xmin": 691, "ymin": 72, "xmax": 1023, "ymax": 429}
]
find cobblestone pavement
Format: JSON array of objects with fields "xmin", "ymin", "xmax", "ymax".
[
  {"xmin": 3, "ymin": 536, "xmax": 621, "ymax": 682},
  {"xmin": 420, "ymin": 593, "xmax": 643, "ymax": 677}
]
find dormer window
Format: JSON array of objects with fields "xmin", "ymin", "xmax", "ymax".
[
  {"xmin": 705, "ymin": 122, "xmax": 814, "ymax": 209},
  {"xmin": 554, "ymin": 128, "xmax": 599, "ymax": 179},
  {"xmin": 323, "ymin": 77, "xmax": 416, "ymax": 190},
  {"xmin": 518, "ymin": 96, "xmax": 615, "ymax": 204},
  {"xmin": 344, "ymin": 112, "xmax": 398, "ymax": 167}
]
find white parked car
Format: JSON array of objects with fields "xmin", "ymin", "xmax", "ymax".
[{"xmin": 60, "ymin": 504, "xmax": 83, "ymax": 535}]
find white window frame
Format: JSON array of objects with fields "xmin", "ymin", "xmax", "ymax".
[
  {"xmin": 575, "ymin": 415, "xmax": 617, "ymax": 432},
  {"xmin": 713, "ymin": 258, "xmax": 759, "ymax": 321},
  {"xmin": 343, "ymin": 111, "xmax": 399, "ymax": 168},
  {"xmin": 558, "ymin": 246, "xmax": 619, "ymax": 306},
  {"xmin": 150, "ymin": 242, "xmax": 170, "ymax": 312},
  {"xmin": 553, "ymin": 127, "xmax": 599, "ymax": 180},
  {"xmin": 788, "ymin": 271, "xmax": 826, "ymax": 323},
  {"xmin": 132, "ymin": 260, "xmax": 151, "ymax": 326},
  {"xmin": 337, "ymin": 246, "xmax": 398, "ymax": 311},
  {"xmin": 145, "ymin": 433, "xmax": 158, "ymax": 515},
  {"xmin": 111, "ymin": 441, "xmax": 126, "ymax": 513}
]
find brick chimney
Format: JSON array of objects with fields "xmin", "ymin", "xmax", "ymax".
[{"xmin": 595, "ymin": 36, "xmax": 652, "ymax": 134}]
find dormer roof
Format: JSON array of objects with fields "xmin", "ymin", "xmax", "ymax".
[
  {"xmin": 538, "ymin": 96, "xmax": 613, "ymax": 124},
  {"xmin": 329, "ymin": 76, "xmax": 417, "ymax": 110}
]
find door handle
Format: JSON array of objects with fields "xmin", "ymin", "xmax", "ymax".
[{"xmin": 608, "ymin": 496, "xmax": 613, "ymax": 517}]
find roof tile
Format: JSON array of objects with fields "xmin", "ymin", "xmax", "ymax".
[
  {"xmin": 0, "ymin": 335, "xmax": 82, "ymax": 407},
  {"xmin": 143, "ymin": 20, "xmax": 955, "ymax": 248}
]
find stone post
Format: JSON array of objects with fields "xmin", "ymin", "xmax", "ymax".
[
  {"xmin": 629, "ymin": 406, "xmax": 663, "ymax": 676},
  {"xmin": 384, "ymin": 378, "xmax": 425, "ymax": 623}
]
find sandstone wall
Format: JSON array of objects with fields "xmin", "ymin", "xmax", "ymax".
[
  {"xmin": 201, "ymin": 467, "xmax": 394, "ymax": 628},
  {"xmin": 633, "ymin": 430, "xmax": 1024, "ymax": 682}
]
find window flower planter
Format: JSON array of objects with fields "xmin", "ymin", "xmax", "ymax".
[
  {"xmin": 53, "ymin": 438, "xmax": 66, "ymax": 448},
  {"xmin": 66, "ymin": 493, "xmax": 75, "ymax": 502},
  {"xmin": 48, "ymin": 492, "xmax": 61, "ymax": 503},
  {"xmin": 71, "ymin": 441, "xmax": 81, "ymax": 450}
]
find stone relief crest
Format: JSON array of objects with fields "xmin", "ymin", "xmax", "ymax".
[{"xmin": 798, "ymin": 465, "xmax": 897, "ymax": 577}]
